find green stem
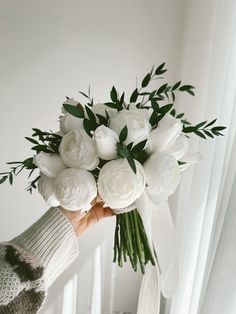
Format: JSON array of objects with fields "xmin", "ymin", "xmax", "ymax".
[
  {"xmin": 113, "ymin": 216, "xmax": 119, "ymax": 263},
  {"xmin": 132, "ymin": 210, "xmax": 145, "ymax": 274},
  {"xmin": 137, "ymin": 213, "xmax": 155, "ymax": 265}
]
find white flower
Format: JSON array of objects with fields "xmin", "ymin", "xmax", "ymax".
[
  {"xmin": 38, "ymin": 173, "xmax": 60, "ymax": 207},
  {"xmin": 179, "ymin": 150, "xmax": 204, "ymax": 171},
  {"xmin": 128, "ymin": 103, "xmax": 153, "ymax": 120},
  {"xmin": 59, "ymin": 129, "xmax": 99, "ymax": 170},
  {"xmin": 60, "ymin": 98, "xmax": 84, "ymax": 133},
  {"xmin": 98, "ymin": 158, "xmax": 146, "ymax": 209},
  {"xmin": 54, "ymin": 168, "xmax": 97, "ymax": 212},
  {"xmin": 109, "ymin": 109, "xmax": 151, "ymax": 145},
  {"xmin": 92, "ymin": 103, "xmax": 116, "ymax": 118},
  {"xmin": 147, "ymin": 114, "xmax": 182, "ymax": 153},
  {"xmin": 165, "ymin": 134, "xmax": 189, "ymax": 160},
  {"xmin": 33, "ymin": 152, "xmax": 67, "ymax": 178},
  {"xmin": 144, "ymin": 152, "xmax": 181, "ymax": 205},
  {"xmin": 94, "ymin": 125, "xmax": 118, "ymax": 160}
]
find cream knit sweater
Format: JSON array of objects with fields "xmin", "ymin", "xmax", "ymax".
[{"xmin": 0, "ymin": 207, "xmax": 79, "ymax": 313}]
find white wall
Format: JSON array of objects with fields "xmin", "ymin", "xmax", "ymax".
[{"xmin": 0, "ymin": 0, "xmax": 187, "ymax": 313}]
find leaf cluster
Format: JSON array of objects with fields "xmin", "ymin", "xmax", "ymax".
[
  {"xmin": 0, "ymin": 157, "xmax": 38, "ymax": 191},
  {"xmin": 29, "ymin": 128, "xmax": 62, "ymax": 153},
  {"xmin": 116, "ymin": 126, "xmax": 148, "ymax": 174}
]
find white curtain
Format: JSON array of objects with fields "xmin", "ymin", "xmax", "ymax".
[{"xmin": 165, "ymin": 0, "xmax": 236, "ymax": 313}]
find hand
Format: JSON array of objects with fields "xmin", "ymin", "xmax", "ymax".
[{"xmin": 59, "ymin": 196, "xmax": 114, "ymax": 237}]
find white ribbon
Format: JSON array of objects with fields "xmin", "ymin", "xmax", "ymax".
[{"xmin": 136, "ymin": 192, "xmax": 179, "ymax": 314}]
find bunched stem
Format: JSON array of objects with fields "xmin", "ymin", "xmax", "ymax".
[{"xmin": 113, "ymin": 208, "xmax": 155, "ymax": 274}]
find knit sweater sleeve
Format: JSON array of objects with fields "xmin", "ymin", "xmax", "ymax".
[{"xmin": 0, "ymin": 207, "xmax": 79, "ymax": 314}]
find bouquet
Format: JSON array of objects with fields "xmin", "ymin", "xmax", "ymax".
[{"xmin": 0, "ymin": 63, "xmax": 225, "ymax": 275}]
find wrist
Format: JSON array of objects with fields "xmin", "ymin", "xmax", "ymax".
[{"xmin": 59, "ymin": 206, "xmax": 88, "ymax": 237}]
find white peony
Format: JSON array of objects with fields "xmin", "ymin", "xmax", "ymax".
[
  {"xmin": 164, "ymin": 134, "xmax": 189, "ymax": 160},
  {"xmin": 60, "ymin": 98, "xmax": 84, "ymax": 133},
  {"xmin": 144, "ymin": 152, "xmax": 181, "ymax": 205},
  {"xmin": 33, "ymin": 152, "xmax": 67, "ymax": 178},
  {"xmin": 38, "ymin": 173, "xmax": 60, "ymax": 207},
  {"xmin": 94, "ymin": 125, "xmax": 118, "ymax": 160},
  {"xmin": 148, "ymin": 114, "xmax": 182, "ymax": 153},
  {"xmin": 128, "ymin": 103, "xmax": 153, "ymax": 120},
  {"xmin": 54, "ymin": 168, "xmax": 97, "ymax": 212},
  {"xmin": 98, "ymin": 158, "xmax": 146, "ymax": 209},
  {"xmin": 92, "ymin": 103, "xmax": 117, "ymax": 118},
  {"xmin": 59, "ymin": 129, "xmax": 99, "ymax": 170},
  {"xmin": 109, "ymin": 109, "xmax": 151, "ymax": 145}
]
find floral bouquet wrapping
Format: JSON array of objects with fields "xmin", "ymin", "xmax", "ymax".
[{"xmin": 0, "ymin": 63, "xmax": 225, "ymax": 281}]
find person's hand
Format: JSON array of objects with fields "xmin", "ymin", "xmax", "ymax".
[{"xmin": 59, "ymin": 196, "xmax": 114, "ymax": 237}]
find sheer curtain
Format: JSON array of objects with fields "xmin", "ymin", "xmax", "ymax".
[{"xmin": 165, "ymin": 0, "xmax": 236, "ymax": 313}]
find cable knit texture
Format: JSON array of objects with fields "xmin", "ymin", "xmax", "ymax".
[{"xmin": 0, "ymin": 207, "xmax": 79, "ymax": 314}]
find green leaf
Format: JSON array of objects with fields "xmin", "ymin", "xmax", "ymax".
[
  {"xmin": 149, "ymin": 111, "xmax": 157, "ymax": 126},
  {"xmin": 151, "ymin": 100, "xmax": 159, "ymax": 112},
  {"xmin": 204, "ymin": 130, "xmax": 214, "ymax": 138},
  {"xmin": 6, "ymin": 161, "xmax": 22, "ymax": 165},
  {"xmin": 205, "ymin": 118, "xmax": 217, "ymax": 128},
  {"xmin": 23, "ymin": 158, "xmax": 34, "ymax": 167},
  {"xmin": 127, "ymin": 142, "xmax": 134, "ymax": 150},
  {"xmin": 179, "ymin": 85, "xmax": 195, "ymax": 96},
  {"xmin": 172, "ymin": 91, "xmax": 176, "ymax": 102},
  {"xmin": 119, "ymin": 125, "xmax": 128, "ymax": 142},
  {"xmin": 183, "ymin": 126, "xmax": 196, "ymax": 133},
  {"xmin": 119, "ymin": 92, "xmax": 125, "ymax": 105},
  {"xmin": 172, "ymin": 81, "xmax": 181, "ymax": 90},
  {"xmin": 194, "ymin": 130, "xmax": 206, "ymax": 139},
  {"xmin": 31, "ymin": 145, "xmax": 53, "ymax": 153},
  {"xmin": 83, "ymin": 118, "xmax": 95, "ymax": 137},
  {"xmin": 110, "ymin": 86, "xmax": 118, "ymax": 102},
  {"xmin": 130, "ymin": 88, "xmax": 139, "ymax": 103},
  {"xmin": 85, "ymin": 105, "xmax": 97, "ymax": 125},
  {"xmin": 131, "ymin": 140, "xmax": 147, "ymax": 154},
  {"xmin": 9, "ymin": 173, "xmax": 13, "ymax": 185},
  {"xmin": 104, "ymin": 102, "xmax": 118, "ymax": 109},
  {"xmin": 170, "ymin": 109, "xmax": 176, "ymax": 116},
  {"xmin": 157, "ymin": 83, "xmax": 168, "ymax": 94},
  {"xmin": 159, "ymin": 103, "xmax": 173, "ymax": 114},
  {"xmin": 176, "ymin": 113, "xmax": 184, "ymax": 119},
  {"xmin": 127, "ymin": 156, "xmax": 136, "ymax": 174},
  {"xmin": 186, "ymin": 89, "xmax": 195, "ymax": 96},
  {"xmin": 25, "ymin": 137, "xmax": 38, "ymax": 145},
  {"xmin": 79, "ymin": 91, "xmax": 90, "ymax": 99},
  {"xmin": 178, "ymin": 161, "xmax": 187, "ymax": 166},
  {"xmin": 63, "ymin": 104, "xmax": 84, "ymax": 118},
  {"xmin": 96, "ymin": 114, "xmax": 108, "ymax": 126},
  {"xmin": 155, "ymin": 62, "xmax": 167, "ymax": 75},
  {"xmin": 211, "ymin": 126, "xmax": 226, "ymax": 132},
  {"xmin": 142, "ymin": 73, "xmax": 151, "ymax": 88},
  {"xmin": 0, "ymin": 176, "xmax": 7, "ymax": 184},
  {"xmin": 195, "ymin": 121, "xmax": 207, "ymax": 129},
  {"xmin": 179, "ymin": 84, "xmax": 195, "ymax": 91}
]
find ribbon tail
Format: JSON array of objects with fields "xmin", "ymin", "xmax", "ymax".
[
  {"xmin": 136, "ymin": 193, "xmax": 179, "ymax": 312},
  {"xmin": 151, "ymin": 202, "xmax": 179, "ymax": 298},
  {"xmin": 137, "ymin": 264, "xmax": 161, "ymax": 314}
]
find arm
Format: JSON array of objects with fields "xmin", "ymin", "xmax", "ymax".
[{"xmin": 0, "ymin": 200, "xmax": 113, "ymax": 314}]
